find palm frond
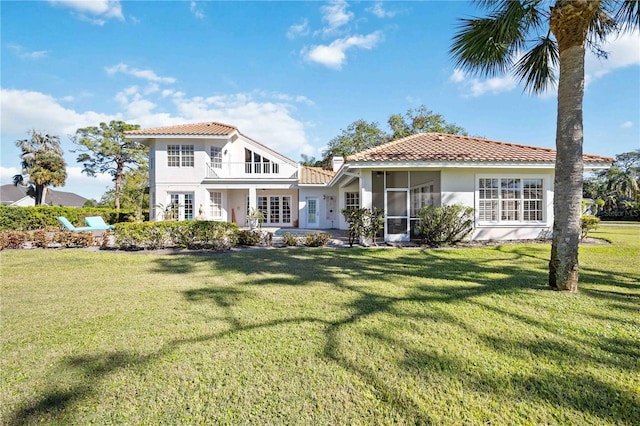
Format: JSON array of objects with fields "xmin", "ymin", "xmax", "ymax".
[
  {"xmin": 450, "ymin": 1, "xmax": 543, "ymax": 78},
  {"xmin": 588, "ymin": 8, "xmax": 618, "ymax": 58},
  {"xmin": 514, "ymin": 35, "xmax": 559, "ymax": 95},
  {"xmin": 614, "ymin": 0, "xmax": 640, "ymax": 31}
]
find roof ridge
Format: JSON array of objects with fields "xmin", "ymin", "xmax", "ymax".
[{"xmin": 126, "ymin": 121, "xmax": 237, "ymax": 134}]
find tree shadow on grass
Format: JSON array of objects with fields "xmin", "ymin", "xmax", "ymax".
[{"xmin": 8, "ymin": 246, "xmax": 639, "ymax": 424}]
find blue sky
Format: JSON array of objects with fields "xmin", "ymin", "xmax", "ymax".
[{"xmin": 1, "ymin": 0, "xmax": 639, "ymax": 201}]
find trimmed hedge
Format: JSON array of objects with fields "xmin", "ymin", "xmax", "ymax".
[
  {"xmin": 114, "ymin": 221, "xmax": 238, "ymax": 250},
  {"xmin": 0, "ymin": 205, "xmax": 147, "ymax": 231}
]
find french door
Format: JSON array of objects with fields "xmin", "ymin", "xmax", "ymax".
[{"xmin": 257, "ymin": 195, "xmax": 292, "ymax": 225}]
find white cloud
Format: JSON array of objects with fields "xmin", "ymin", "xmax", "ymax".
[
  {"xmin": 1, "ymin": 85, "xmax": 314, "ymax": 195},
  {"xmin": 105, "ymin": 63, "xmax": 176, "ymax": 84},
  {"xmin": 450, "ymin": 68, "xmax": 466, "ymax": 83},
  {"xmin": 449, "ymin": 67, "xmax": 519, "ymax": 97},
  {"xmin": 48, "ymin": 0, "xmax": 124, "ymax": 25},
  {"xmin": 586, "ymin": 30, "xmax": 640, "ymax": 85},
  {"xmin": 0, "ymin": 88, "xmax": 116, "ymax": 138},
  {"xmin": 318, "ymin": 0, "xmax": 353, "ymax": 37},
  {"xmin": 304, "ymin": 32, "xmax": 383, "ymax": 70},
  {"xmin": 7, "ymin": 44, "xmax": 48, "ymax": 60},
  {"xmin": 190, "ymin": 1, "xmax": 205, "ymax": 20},
  {"xmin": 0, "ymin": 166, "xmax": 21, "ymax": 182},
  {"xmin": 287, "ymin": 19, "xmax": 310, "ymax": 39},
  {"xmin": 367, "ymin": 2, "xmax": 397, "ymax": 19},
  {"xmin": 621, "ymin": 121, "xmax": 634, "ymax": 129}
]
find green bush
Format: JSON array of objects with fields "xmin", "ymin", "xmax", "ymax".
[
  {"xmin": 282, "ymin": 233, "xmax": 299, "ymax": 246},
  {"xmin": 113, "ymin": 221, "xmax": 238, "ymax": 250},
  {"xmin": 302, "ymin": 232, "xmax": 331, "ymax": 247},
  {"xmin": 237, "ymin": 229, "xmax": 261, "ymax": 246},
  {"xmin": 581, "ymin": 215, "xmax": 600, "ymax": 239},
  {"xmin": 341, "ymin": 208, "xmax": 385, "ymax": 247},
  {"xmin": 416, "ymin": 205, "xmax": 474, "ymax": 247},
  {"xmin": 0, "ymin": 205, "xmax": 145, "ymax": 231}
]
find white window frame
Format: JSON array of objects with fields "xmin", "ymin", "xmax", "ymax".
[
  {"xmin": 345, "ymin": 191, "xmax": 360, "ymax": 211},
  {"xmin": 167, "ymin": 144, "xmax": 194, "ymax": 168},
  {"xmin": 476, "ymin": 174, "xmax": 546, "ymax": 226},
  {"xmin": 166, "ymin": 192, "xmax": 194, "ymax": 221},
  {"xmin": 210, "ymin": 146, "xmax": 222, "ymax": 169},
  {"xmin": 209, "ymin": 191, "xmax": 223, "ymax": 219}
]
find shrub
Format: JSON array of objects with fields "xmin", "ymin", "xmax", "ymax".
[
  {"xmin": 302, "ymin": 232, "xmax": 331, "ymax": 247},
  {"xmin": 341, "ymin": 208, "xmax": 385, "ymax": 247},
  {"xmin": 31, "ymin": 230, "xmax": 50, "ymax": 248},
  {"xmin": 0, "ymin": 205, "xmax": 144, "ymax": 231},
  {"xmin": 581, "ymin": 215, "xmax": 600, "ymax": 239},
  {"xmin": 113, "ymin": 221, "xmax": 238, "ymax": 250},
  {"xmin": 416, "ymin": 205, "xmax": 474, "ymax": 247},
  {"xmin": 54, "ymin": 231, "xmax": 94, "ymax": 248},
  {"xmin": 237, "ymin": 230, "xmax": 261, "ymax": 246},
  {"xmin": 282, "ymin": 233, "xmax": 299, "ymax": 246},
  {"xmin": 1, "ymin": 231, "xmax": 27, "ymax": 249}
]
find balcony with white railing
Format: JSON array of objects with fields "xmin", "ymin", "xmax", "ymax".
[{"xmin": 206, "ymin": 161, "xmax": 298, "ymax": 180}]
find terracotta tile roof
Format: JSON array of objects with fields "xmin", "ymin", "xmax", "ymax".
[
  {"xmin": 299, "ymin": 166, "xmax": 336, "ymax": 185},
  {"xmin": 125, "ymin": 122, "xmax": 237, "ymax": 136},
  {"xmin": 346, "ymin": 133, "xmax": 614, "ymax": 164}
]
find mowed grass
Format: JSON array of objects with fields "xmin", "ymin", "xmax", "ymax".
[{"xmin": 1, "ymin": 225, "xmax": 638, "ymax": 425}]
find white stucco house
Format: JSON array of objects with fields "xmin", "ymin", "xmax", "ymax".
[{"xmin": 126, "ymin": 122, "xmax": 613, "ymax": 242}]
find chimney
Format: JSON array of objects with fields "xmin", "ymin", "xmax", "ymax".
[{"xmin": 331, "ymin": 156, "xmax": 344, "ymax": 172}]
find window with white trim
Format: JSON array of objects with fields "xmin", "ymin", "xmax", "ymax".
[
  {"xmin": 210, "ymin": 147, "xmax": 222, "ymax": 169},
  {"xmin": 345, "ymin": 192, "xmax": 359, "ymax": 211},
  {"xmin": 210, "ymin": 191, "xmax": 222, "ymax": 219},
  {"xmin": 167, "ymin": 144, "xmax": 194, "ymax": 167},
  {"xmin": 478, "ymin": 177, "xmax": 544, "ymax": 223}
]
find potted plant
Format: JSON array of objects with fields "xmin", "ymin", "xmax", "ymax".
[{"xmin": 247, "ymin": 208, "xmax": 265, "ymax": 230}]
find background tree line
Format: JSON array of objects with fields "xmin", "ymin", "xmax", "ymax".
[
  {"xmin": 301, "ymin": 105, "xmax": 468, "ymax": 168},
  {"xmin": 13, "ymin": 121, "xmax": 148, "ymax": 214},
  {"xmin": 584, "ymin": 149, "xmax": 640, "ymax": 218}
]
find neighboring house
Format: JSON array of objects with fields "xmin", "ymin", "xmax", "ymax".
[
  {"xmin": 126, "ymin": 122, "xmax": 613, "ymax": 242},
  {"xmin": 0, "ymin": 184, "xmax": 89, "ymax": 207}
]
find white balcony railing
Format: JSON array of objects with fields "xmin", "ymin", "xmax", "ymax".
[{"xmin": 206, "ymin": 162, "xmax": 298, "ymax": 179}]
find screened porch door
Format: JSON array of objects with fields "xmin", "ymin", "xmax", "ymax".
[{"xmin": 385, "ymin": 189, "xmax": 410, "ymax": 241}]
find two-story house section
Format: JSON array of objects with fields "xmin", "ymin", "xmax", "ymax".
[{"xmin": 125, "ymin": 122, "xmax": 300, "ymax": 227}]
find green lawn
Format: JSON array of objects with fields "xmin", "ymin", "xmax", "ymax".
[{"xmin": 1, "ymin": 225, "xmax": 638, "ymax": 425}]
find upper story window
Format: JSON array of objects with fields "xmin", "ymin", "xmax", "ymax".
[
  {"xmin": 478, "ymin": 177, "xmax": 544, "ymax": 223},
  {"xmin": 167, "ymin": 144, "xmax": 194, "ymax": 167},
  {"xmin": 210, "ymin": 147, "xmax": 222, "ymax": 169},
  {"xmin": 245, "ymin": 148, "xmax": 279, "ymax": 174}
]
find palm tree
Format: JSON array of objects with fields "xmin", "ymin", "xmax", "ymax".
[
  {"xmin": 13, "ymin": 131, "xmax": 67, "ymax": 205},
  {"xmin": 450, "ymin": 0, "xmax": 639, "ymax": 292},
  {"xmin": 606, "ymin": 166, "xmax": 639, "ymax": 200}
]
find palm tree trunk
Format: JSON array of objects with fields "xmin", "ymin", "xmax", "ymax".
[
  {"xmin": 548, "ymin": 0, "xmax": 600, "ymax": 292},
  {"xmin": 115, "ymin": 162, "xmax": 123, "ymax": 211}
]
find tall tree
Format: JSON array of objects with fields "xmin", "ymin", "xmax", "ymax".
[
  {"xmin": 388, "ymin": 105, "xmax": 468, "ymax": 140},
  {"xmin": 99, "ymin": 163, "xmax": 150, "ymax": 216},
  {"xmin": 450, "ymin": 0, "xmax": 639, "ymax": 292},
  {"xmin": 321, "ymin": 120, "xmax": 387, "ymax": 167},
  {"xmin": 13, "ymin": 131, "xmax": 67, "ymax": 205},
  {"xmin": 321, "ymin": 105, "xmax": 468, "ymax": 167},
  {"xmin": 72, "ymin": 120, "xmax": 145, "ymax": 210}
]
